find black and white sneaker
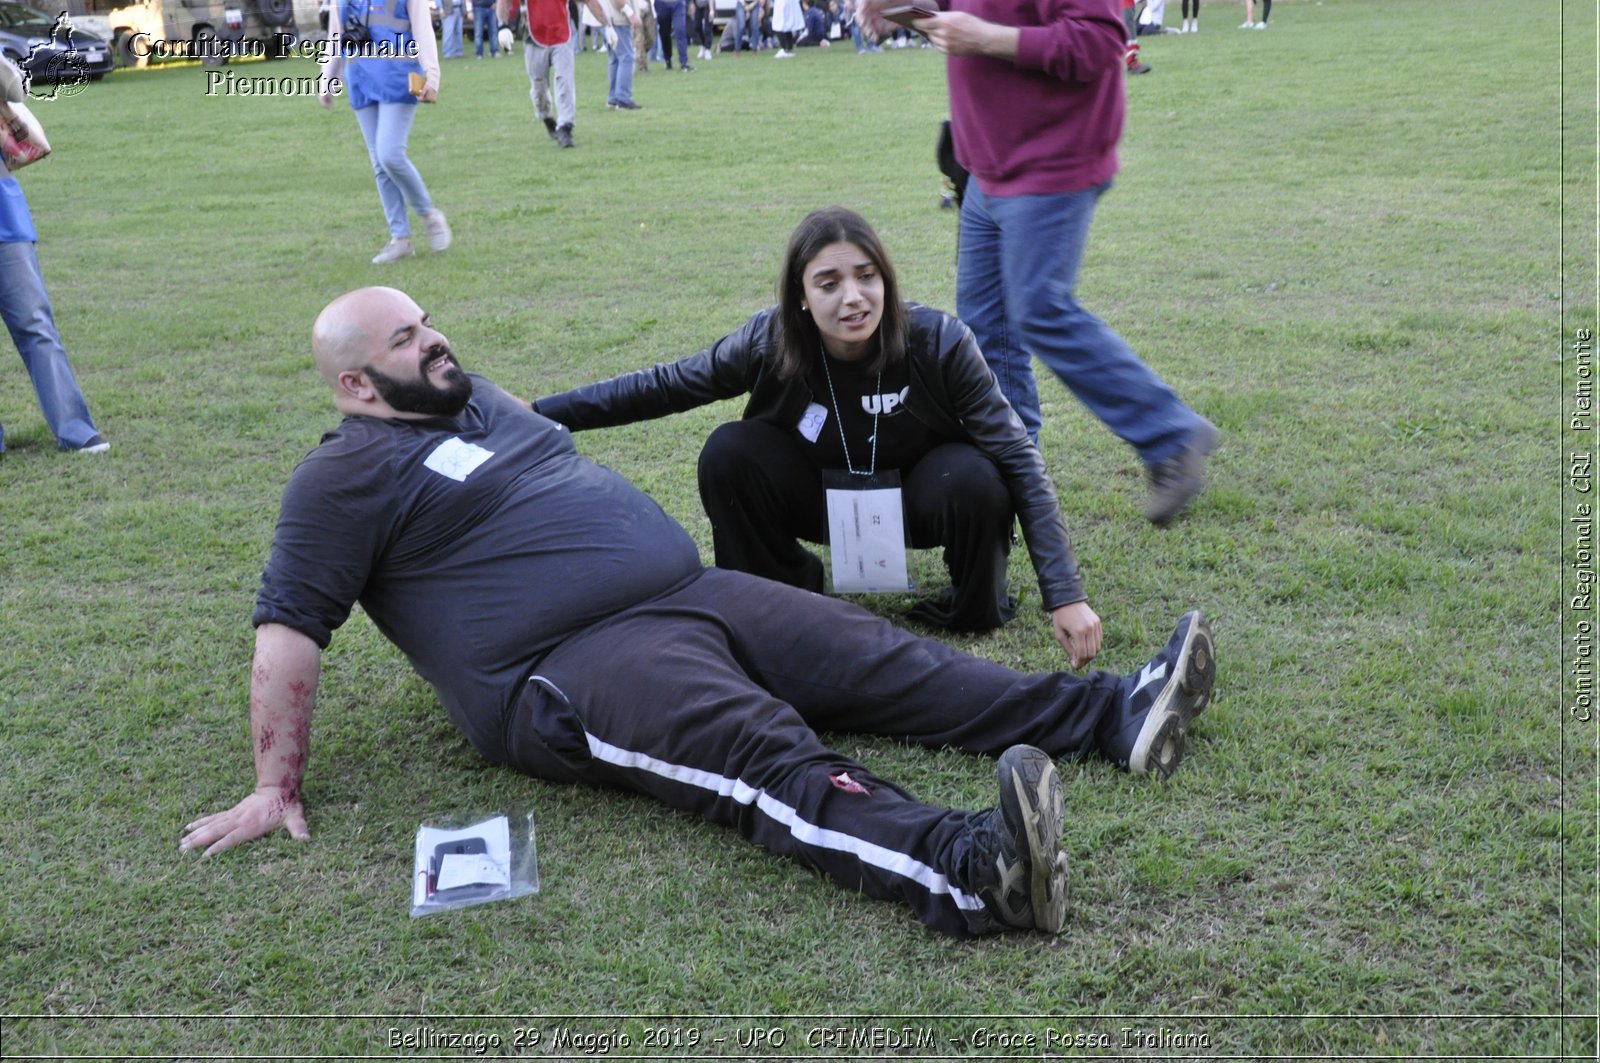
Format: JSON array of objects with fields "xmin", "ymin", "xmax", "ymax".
[
  {"xmin": 1104, "ymin": 610, "xmax": 1215, "ymax": 778},
  {"xmin": 969, "ymin": 745, "xmax": 1068, "ymax": 933}
]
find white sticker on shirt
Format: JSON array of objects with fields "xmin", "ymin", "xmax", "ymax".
[
  {"xmin": 797, "ymin": 402, "xmax": 829, "ymax": 444},
  {"xmin": 424, "ymin": 437, "xmax": 495, "ymax": 482}
]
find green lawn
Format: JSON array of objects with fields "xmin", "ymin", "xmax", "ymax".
[{"xmin": 0, "ymin": 0, "xmax": 1593, "ymax": 1057}]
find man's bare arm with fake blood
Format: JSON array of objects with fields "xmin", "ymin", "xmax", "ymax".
[{"xmin": 180, "ymin": 623, "xmax": 321, "ymax": 856}]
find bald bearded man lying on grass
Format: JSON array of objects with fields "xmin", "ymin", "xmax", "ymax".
[{"xmin": 180, "ymin": 286, "xmax": 1216, "ymax": 936}]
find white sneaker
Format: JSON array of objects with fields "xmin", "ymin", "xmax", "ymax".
[
  {"xmin": 774, "ymin": 47, "xmax": 792, "ymax": 57},
  {"xmin": 424, "ymin": 209, "xmax": 452, "ymax": 253},
  {"xmin": 1190, "ymin": 20, "xmax": 1197, "ymax": 31},
  {"xmin": 371, "ymin": 238, "xmax": 416, "ymax": 264},
  {"xmin": 1253, "ymin": 20, "xmax": 1266, "ymax": 27},
  {"xmin": 1238, "ymin": 20, "xmax": 1251, "ymax": 27}
]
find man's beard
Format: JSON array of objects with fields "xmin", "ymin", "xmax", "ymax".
[{"xmin": 364, "ymin": 347, "xmax": 473, "ymax": 417}]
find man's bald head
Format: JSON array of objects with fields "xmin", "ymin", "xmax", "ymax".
[
  {"xmin": 310, "ymin": 287, "xmax": 472, "ymax": 420},
  {"xmin": 312, "ymin": 287, "xmax": 420, "ymax": 386}
]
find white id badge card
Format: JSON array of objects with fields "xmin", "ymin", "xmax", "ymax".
[{"xmin": 824, "ymin": 469, "xmax": 909, "ymax": 594}]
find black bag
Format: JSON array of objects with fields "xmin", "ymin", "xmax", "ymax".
[{"xmin": 936, "ymin": 120, "xmax": 969, "ymax": 209}]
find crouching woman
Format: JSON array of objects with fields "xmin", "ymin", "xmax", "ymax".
[{"xmin": 534, "ymin": 205, "xmax": 1102, "ymax": 665}]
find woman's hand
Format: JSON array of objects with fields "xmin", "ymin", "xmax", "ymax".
[{"xmin": 1050, "ymin": 600, "xmax": 1102, "ymax": 668}]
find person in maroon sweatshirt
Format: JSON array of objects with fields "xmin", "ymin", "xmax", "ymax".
[{"xmin": 863, "ymin": 0, "xmax": 1218, "ymax": 525}]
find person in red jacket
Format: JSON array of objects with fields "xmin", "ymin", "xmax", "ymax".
[{"xmin": 505, "ymin": 0, "xmax": 609, "ymax": 146}]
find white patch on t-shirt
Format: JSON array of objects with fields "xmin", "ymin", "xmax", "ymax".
[
  {"xmin": 424, "ymin": 437, "xmax": 495, "ymax": 482},
  {"xmin": 797, "ymin": 402, "xmax": 829, "ymax": 443}
]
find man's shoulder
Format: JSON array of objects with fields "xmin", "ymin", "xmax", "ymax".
[
  {"xmin": 313, "ymin": 413, "xmax": 399, "ymax": 454},
  {"xmin": 466, "ymin": 373, "xmax": 515, "ymax": 406},
  {"xmin": 282, "ymin": 416, "xmax": 400, "ymax": 494}
]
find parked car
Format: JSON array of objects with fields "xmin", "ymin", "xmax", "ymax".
[
  {"xmin": 60, "ymin": 0, "xmax": 299, "ymax": 68},
  {"xmin": 0, "ymin": 0, "xmax": 113, "ymax": 81}
]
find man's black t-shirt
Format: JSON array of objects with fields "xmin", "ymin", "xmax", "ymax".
[{"xmin": 253, "ymin": 376, "xmax": 703, "ymax": 756}]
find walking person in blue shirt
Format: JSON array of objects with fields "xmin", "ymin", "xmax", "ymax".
[{"xmin": 319, "ymin": 0, "xmax": 453, "ymax": 264}]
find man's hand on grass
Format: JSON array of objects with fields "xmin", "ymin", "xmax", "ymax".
[{"xmin": 180, "ymin": 786, "xmax": 310, "ymax": 857}]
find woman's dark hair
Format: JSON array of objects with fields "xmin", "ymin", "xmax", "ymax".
[{"xmin": 774, "ymin": 206, "xmax": 908, "ymax": 381}]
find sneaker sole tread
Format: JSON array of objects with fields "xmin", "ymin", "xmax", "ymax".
[
  {"xmin": 1129, "ymin": 611, "xmax": 1215, "ymax": 778},
  {"xmin": 1003, "ymin": 754, "xmax": 1068, "ymax": 933}
]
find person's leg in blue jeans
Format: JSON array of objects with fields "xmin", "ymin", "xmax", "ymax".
[
  {"xmin": 658, "ymin": 0, "xmax": 688, "ymax": 66},
  {"xmin": 0, "ymin": 241, "xmax": 103, "ymax": 452},
  {"xmin": 482, "ymin": 4, "xmax": 499, "ymax": 53},
  {"xmin": 956, "ymin": 185, "xmax": 1041, "ymax": 442},
  {"xmin": 958, "ymin": 179, "xmax": 1215, "ymax": 521},
  {"xmin": 653, "ymin": 0, "xmax": 670, "ymax": 63},
  {"xmin": 746, "ymin": 1, "xmax": 762, "ymax": 48},
  {"xmin": 441, "ymin": 3, "xmax": 463, "ymax": 56},
  {"xmin": 353, "ymin": 102, "xmax": 434, "ymax": 240},
  {"xmin": 606, "ymin": 21, "xmax": 635, "ymax": 103}
]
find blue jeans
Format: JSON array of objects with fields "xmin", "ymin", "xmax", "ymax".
[
  {"xmin": 473, "ymin": 3, "xmax": 498, "ymax": 54},
  {"xmin": 654, "ymin": 0, "xmax": 687, "ymax": 64},
  {"xmin": 352, "ymin": 102, "xmax": 435, "ymax": 239},
  {"xmin": 606, "ymin": 24, "xmax": 635, "ymax": 103},
  {"xmin": 441, "ymin": 7, "xmax": 463, "ymax": 56},
  {"xmin": 848, "ymin": 22, "xmax": 877, "ymax": 50},
  {"xmin": 956, "ymin": 179, "xmax": 1198, "ymax": 465},
  {"xmin": 0, "ymin": 241, "xmax": 101, "ymax": 451},
  {"xmin": 735, "ymin": 2, "xmax": 761, "ymax": 48}
]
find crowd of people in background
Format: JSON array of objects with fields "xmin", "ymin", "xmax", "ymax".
[
  {"xmin": 1133, "ymin": 0, "xmax": 1273, "ymax": 36},
  {"xmin": 422, "ymin": 0, "xmax": 921, "ymax": 61},
  {"xmin": 451, "ymin": 0, "xmax": 1273, "ymax": 81}
]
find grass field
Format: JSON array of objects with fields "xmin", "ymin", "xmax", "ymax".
[{"xmin": 0, "ymin": 0, "xmax": 1594, "ymax": 1057}]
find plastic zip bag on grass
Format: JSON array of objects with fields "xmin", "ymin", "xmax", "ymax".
[{"xmin": 410, "ymin": 810, "xmax": 539, "ymax": 917}]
